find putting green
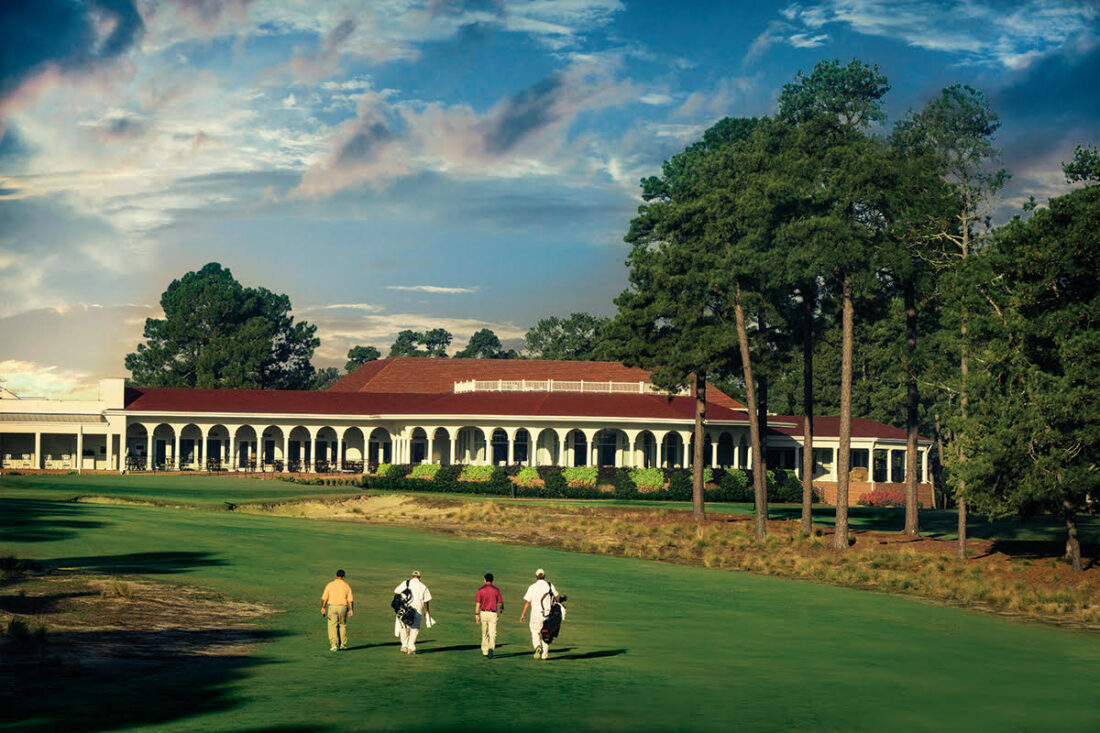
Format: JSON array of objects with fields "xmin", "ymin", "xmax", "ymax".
[{"xmin": 2, "ymin": 493, "xmax": 1099, "ymax": 732}]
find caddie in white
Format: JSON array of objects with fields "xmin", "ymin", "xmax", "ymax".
[
  {"xmin": 519, "ymin": 568, "xmax": 558, "ymax": 660},
  {"xmin": 393, "ymin": 570, "xmax": 433, "ymax": 654}
]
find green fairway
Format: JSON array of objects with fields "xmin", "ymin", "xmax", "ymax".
[
  {"xmin": 3, "ymin": 472, "xmax": 1097, "ymax": 545},
  {"xmin": 2, "ymin": 488, "xmax": 1099, "ymax": 732}
]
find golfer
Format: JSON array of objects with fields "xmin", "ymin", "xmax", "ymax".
[
  {"xmin": 320, "ymin": 569, "xmax": 354, "ymax": 651},
  {"xmin": 394, "ymin": 570, "xmax": 432, "ymax": 655},
  {"xmin": 474, "ymin": 572, "xmax": 504, "ymax": 659},
  {"xmin": 520, "ymin": 568, "xmax": 558, "ymax": 660}
]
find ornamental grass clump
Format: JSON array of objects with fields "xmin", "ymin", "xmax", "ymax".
[
  {"xmin": 459, "ymin": 465, "xmax": 494, "ymax": 482},
  {"xmin": 562, "ymin": 466, "xmax": 598, "ymax": 488},
  {"xmin": 409, "ymin": 464, "xmax": 441, "ymax": 480}
]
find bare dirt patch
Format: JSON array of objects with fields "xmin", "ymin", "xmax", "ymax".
[{"xmin": 1, "ymin": 571, "xmax": 277, "ymax": 673}]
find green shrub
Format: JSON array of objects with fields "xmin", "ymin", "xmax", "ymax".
[
  {"xmin": 543, "ymin": 468, "xmax": 567, "ymax": 495},
  {"xmin": 488, "ymin": 466, "xmax": 513, "ymax": 494},
  {"xmin": 668, "ymin": 471, "xmax": 693, "ymax": 500},
  {"xmin": 5, "ymin": 617, "xmax": 47, "ymax": 650},
  {"xmin": 716, "ymin": 469, "xmax": 751, "ymax": 502},
  {"xmin": 703, "ymin": 467, "xmax": 713, "ymax": 484},
  {"xmin": 629, "ymin": 466, "xmax": 665, "ymax": 491},
  {"xmin": 376, "ymin": 463, "xmax": 394, "ymax": 476},
  {"xmin": 614, "ymin": 469, "xmax": 637, "ymax": 495},
  {"xmin": 460, "ymin": 465, "xmax": 494, "ymax": 482},
  {"xmin": 562, "ymin": 466, "xmax": 598, "ymax": 488},
  {"xmin": 515, "ymin": 466, "xmax": 540, "ymax": 487},
  {"xmin": 410, "ymin": 464, "xmax": 441, "ymax": 480}
]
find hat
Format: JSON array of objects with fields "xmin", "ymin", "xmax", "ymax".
[
  {"xmin": 411, "ymin": 570, "xmax": 421, "ymax": 577},
  {"xmin": 336, "ymin": 569, "xmax": 345, "ymax": 577},
  {"xmin": 535, "ymin": 568, "xmax": 545, "ymax": 578}
]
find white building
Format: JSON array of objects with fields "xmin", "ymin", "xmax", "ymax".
[{"xmin": 0, "ymin": 358, "xmax": 933, "ymax": 505}]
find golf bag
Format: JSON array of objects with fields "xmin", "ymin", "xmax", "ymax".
[
  {"xmin": 391, "ymin": 580, "xmax": 416, "ymax": 626},
  {"xmin": 540, "ymin": 601, "xmax": 563, "ymax": 644}
]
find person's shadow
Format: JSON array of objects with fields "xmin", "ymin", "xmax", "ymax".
[{"xmin": 342, "ymin": 641, "xmax": 400, "ymax": 652}]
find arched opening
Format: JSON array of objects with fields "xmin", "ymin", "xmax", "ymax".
[
  {"xmin": 179, "ymin": 424, "xmax": 203, "ymax": 470},
  {"xmin": 288, "ymin": 426, "xmax": 311, "ymax": 471},
  {"xmin": 125, "ymin": 423, "xmax": 149, "ymax": 470},
  {"xmin": 456, "ymin": 427, "xmax": 486, "ymax": 464},
  {"xmin": 513, "ymin": 428, "xmax": 531, "ymax": 465},
  {"xmin": 259, "ymin": 426, "xmax": 285, "ymax": 471},
  {"xmin": 234, "ymin": 425, "xmax": 258, "ymax": 470},
  {"xmin": 661, "ymin": 432, "xmax": 684, "ymax": 468},
  {"xmin": 206, "ymin": 424, "xmax": 230, "ymax": 470},
  {"xmin": 410, "ymin": 428, "xmax": 429, "ymax": 464},
  {"xmin": 342, "ymin": 427, "xmax": 365, "ymax": 472},
  {"xmin": 152, "ymin": 424, "xmax": 176, "ymax": 470},
  {"xmin": 431, "ymin": 428, "xmax": 451, "ymax": 465},
  {"xmin": 536, "ymin": 429, "xmax": 559, "ymax": 467},
  {"xmin": 368, "ymin": 427, "xmax": 392, "ymax": 465},
  {"xmin": 593, "ymin": 429, "xmax": 627, "ymax": 467},
  {"xmin": 491, "ymin": 429, "xmax": 508, "ymax": 465},
  {"xmin": 314, "ymin": 426, "xmax": 338, "ymax": 472},
  {"xmin": 566, "ymin": 430, "xmax": 588, "ymax": 467},
  {"xmin": 717, "ymin": 432, "xmax": 735, "ymax": 467},
  {"xmin": 634, "ymin": 431, "xmax": 657, "ymax": 468},
  {"xmin": 738, "ymin": 435, "xmax": 749, "ymax": 469}
]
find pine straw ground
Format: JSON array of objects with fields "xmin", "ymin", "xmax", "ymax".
[{"xmin": 245, "ymin": 494, "xmax": 1100, "ymax": 630}]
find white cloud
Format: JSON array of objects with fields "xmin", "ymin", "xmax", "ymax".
[
  {"xmin": 386, "ymin": 286, "xmax": 478, "ymax": 294},
  {"xmin": 0, "ymin": 360, "xmax": 98, "ymax": 400},
  {"xmin": 767, "ymin": 1, "xmax": 1100, "ymax": 68}
]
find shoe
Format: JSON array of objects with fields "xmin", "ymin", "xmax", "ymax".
[
  {"xmin": 401, "ymin": 647, "xmax": 408, "ymax": 654},
  {"xmin": 533, "ymin": 647, "xmax": 541, "ymax": 659},
  {"xmin": 487, "ymin": 649, "xmax": 494, "ymax": 659},
  {"xmin": 330, "ymin": 646, "xmax": 338, "ymax": 652},
  {"xmin": 408, "ymin": 650, "xmax": 416, "ymax": 655},
  {"xmin": 339, "ymin": 645, "xmax": 347, "ymax": 651}
]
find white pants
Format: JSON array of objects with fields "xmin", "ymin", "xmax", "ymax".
[
  {"xmin": 530, "ymin": 618, "xmax": 549, "ymax": 658},
  {"xmin": 397, "ymin": 609, "xmax": 422, "ymax": 651}
]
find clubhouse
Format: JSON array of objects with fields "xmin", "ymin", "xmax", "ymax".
[{"xmin": 0, "ymin": 358, "xmax": 933, "ymax": 505}]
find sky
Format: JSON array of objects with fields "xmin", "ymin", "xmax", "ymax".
[{"xmin": 1, "ymin": 0, "xmax": 1098, "ymax": 399}]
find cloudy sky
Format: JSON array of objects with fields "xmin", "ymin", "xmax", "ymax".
[{"xmin": 1, "ymin": 0, "xmax": 1097, "ymax": 399}]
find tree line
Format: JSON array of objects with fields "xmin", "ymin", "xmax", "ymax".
[
  {"xmin": 604, "ymin": 58, "xmax": 1099, "ymax": 569},
  {"xmin": 124, "ymin": 59, "xmax": 1098, "ymax": 569}
]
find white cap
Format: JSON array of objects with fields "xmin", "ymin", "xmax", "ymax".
[
  {"xmin": 535, "ymin": 568, "xmax": 545, "ymax": 578},
  {"xmin": 412, "ymin": 570, "xmax": 421, "ymax": 577}
]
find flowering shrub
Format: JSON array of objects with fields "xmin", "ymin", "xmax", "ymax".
[
  {"xmin": 460, "ymin": 464, "xmax": 494, "ymax": 482},
  {"xmin": 515, "ymin": 466, "xmax": 541, "ymax": 487},
  {"xmin": 629, "ymin": 467, "xmax": 665, "ymax": 491},
  {"xmin": 857, "ymin": 487, "xmax": 907, "ymax": 508},
  {"xmin": 410, "ymin": 464, "xmax": 441, "ymax": 480},
  {"xmin": 562, "ymin": 466, "xmax": 598, "ymax": 488},
  {"xmin": 376, "ymin": 463, "xmax": 394, "ymax": 476}
]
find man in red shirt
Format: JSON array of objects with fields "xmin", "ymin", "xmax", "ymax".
[{"xmin": 474, "ymin": 572, "xmax": 504, "ymax": 659}]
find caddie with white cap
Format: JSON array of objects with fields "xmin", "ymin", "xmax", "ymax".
[{"xmin": 519, "ymin": 568, "xmax": 558, "ymax": 660}]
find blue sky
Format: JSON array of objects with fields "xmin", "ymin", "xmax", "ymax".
[{"xmin": 1, "ymin": 0, "xmax": 1097, "ymax": 398}]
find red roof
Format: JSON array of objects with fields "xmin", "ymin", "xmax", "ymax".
[
  {"xmin": 327, "ymin": 357, "xmax": 745, "ymax": 410},
  {"xmin": 768, "ymin": 416, "xmax": 928, "ymax": 442},
  {"xmin": 123, "ymin": 386, "xmax": 749, "ymax": 422}
]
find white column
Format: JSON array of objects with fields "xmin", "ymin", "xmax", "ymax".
[
  {"xmin": 507, "ymin": 432, "xmax": 515, "ymax": 465},
  {"xmin": 531, "ymin": 430, "xmax": 540, "ymax": 467},
  {"xmin": 310, "ymin": 431, "xmax": 318, "ymax": 472},
  {"xmin": 451, "ymin": 433, "xmax": 458, "ymax": 466},
  {"xmin": 710, "ymin": 437, "xmax": 718, "ymax": 468},
  {"xmin": 76, "ymin": 428, "xmax": 84, "ymax": 474},
  {"xmin": 173, "ymin": 429, "xmax": 181, "ymax": 471},
  {"xmin": 34, "ymin": 431, "xmax": 42, "ymax": 469},
  {"xmin": 680, "ymin": 431, "xmax": 692, "ymax": 468},
  {"xmin": 921, "ymin": 448, "xmax": 929, "ymax": 485},
  {"xmin": 230, "ymin": 432, "xmax": 238, "ymax": 471},
  {"xmin": 199, "ymin": 428, "xmax": 208, "ymax": 471},
  {"xmin": 337, "ymin": 433, "xmax": 344, "ymax": 471},
  {"xmin": 147, "ymin": 429, "xmax": 155, "ymax": 471}
]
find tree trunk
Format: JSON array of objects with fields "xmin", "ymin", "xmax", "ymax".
[
  {"xmin": 800, "ymin": 284, "xmax": 815, "ymax": 536},
  {"xmin": 903, "ymin": 279, "xmax": 920, "ymax": 537},
  {"xmin": 957, "ymin": 225, "xmax": 970, "ymax": 560},
  {"xmin": 834, "ymin": 275, "xmax": 854, "ymax": 551},
  {"xmin": 735, "ymin": 287, "xmax": 766, "ymax": 542},
  {"xmin": 1064, "ymin": 498, "xmax": 1082, "ymax": 572},
  {"xmin": 933, "ymin": 410, "xmax": 946, "ymax": 509},
  {"xmin": 691, "ymin": 373, "xmax": 707, "ymax": 521}
]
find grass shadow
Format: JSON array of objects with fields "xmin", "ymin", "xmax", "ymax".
[
  {"xmin": 0, "ymin": 590, "xmax": 97, "ymax": 614},
  {"xmin": 42, "ymin": 551, "xmax": 227, "ymax": 575},
  {"xmin": 0, "ymin": 498, "xmax": 107, "ymax": 543},
  {"xmin": 550, "ymin": 648, "xmax": 627, "ymax": 661},
  {"xmin": 0, "ymin": 627, "xmax": 288, "ymax": 732}
]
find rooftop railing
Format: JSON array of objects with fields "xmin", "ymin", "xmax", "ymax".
[{"xmin": 453, "ymin": 379, "xmax": 687, "ymax": 395}]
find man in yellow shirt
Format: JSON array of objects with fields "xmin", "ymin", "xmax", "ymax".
[{"xmin": 321, "ymin": 569, "xmax": 354, "ymax": 651}]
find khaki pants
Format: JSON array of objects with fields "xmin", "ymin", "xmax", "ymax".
[
  {"xmin": 327, "ymin": 605, "xmax": 348, "ymax": 649},
  {"xmin": 479, "ymin": 610, "xmax": 498, "ymax": 655}
]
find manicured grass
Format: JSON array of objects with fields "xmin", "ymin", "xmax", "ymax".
[
  {"xmin": 0, "ymin": 472, "xmax": 362, "ymax": 506},
  {"xmin": 3, "ymin": 473, "xmax": 1096, "ymax": 545},
  {"xmin": 2, "ymin": 491, "xmax": 1099, "ymax": 732}
]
